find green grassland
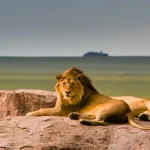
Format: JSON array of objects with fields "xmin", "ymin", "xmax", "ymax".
[{"xmin": 0, "ymin": 73, "xmax": 150, "ymax": 99}]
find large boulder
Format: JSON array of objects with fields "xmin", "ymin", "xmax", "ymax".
[
  {"xmin": 0, "ymin": 89, "xmax": 56, "ymax": 118},
  {"xmin": 0, "ymin": 89, "xmax": 150, "ymax": 150},
  {"xmin": 0, "ymin": 116, "xmax": 150, "ymax": 150}
]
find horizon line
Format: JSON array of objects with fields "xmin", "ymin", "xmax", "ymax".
[{"xmin": 0, "ymin": 55, "xmax": 150, "ymax": 57}]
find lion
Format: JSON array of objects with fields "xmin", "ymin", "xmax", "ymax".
[
  {"xmin": 26, "ymin": 67, "xmax": 150, "ymax": 130},
  {"xmin": 112, "ymin": 96, "xmax": 150, "ymax": 121}
]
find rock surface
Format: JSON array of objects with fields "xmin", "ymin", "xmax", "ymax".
[
  {"xmin": 0, "ymin": 89, "xmax": 56, "ymax": 118},
  {"xmin": 0, "ymin": 90, "xmax": 150, "ymax": 150},
  {"xmin": 0, "ymin": 116, "xmax": 150, "ymax": 150}
]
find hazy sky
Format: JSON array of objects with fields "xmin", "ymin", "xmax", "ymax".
[{"xmin": 0, "ymin": 0, "xmax": 150, "ymax": 56}]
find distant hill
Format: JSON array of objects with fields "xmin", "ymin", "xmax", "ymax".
[{"xmin": 83, "ymin": 51, "xmax": 108, "ymax": 57}]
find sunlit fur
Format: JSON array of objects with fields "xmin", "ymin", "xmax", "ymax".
[{"xmin": 112, "ymin": 96, "xmax": 150, "ymax": 121}]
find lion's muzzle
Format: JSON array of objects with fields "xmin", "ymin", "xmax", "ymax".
[{"xmin": 65, "ymin": 91, "xmax": 71, "ymax": 95}]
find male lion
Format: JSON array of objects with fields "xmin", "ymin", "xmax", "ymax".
[{"xmin": 26, "ymin": 67, "xmax": 150, "ymax": 130}]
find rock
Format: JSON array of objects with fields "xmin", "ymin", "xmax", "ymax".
[
  {"xmin": 0, "ymin": 89, "xmax": 56, "ymax": 118},
  {"xmin": 0, "ymin": 116, "xmax": 150, "ymax": 150},
  {"xmin": 0, "ymin": 90, "xmax": 150, "ymax": 149}
]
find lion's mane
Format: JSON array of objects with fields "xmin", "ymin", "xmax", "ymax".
[{"xmin": 62, "ymin": 67, "xmax": 99, "ymax": 94}]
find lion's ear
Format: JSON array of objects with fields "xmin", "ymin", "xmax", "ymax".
[
  {"xmin": 56, "ymin": 74, "xmax": 62, "ymax": 81},
  {"xmin": 76, "ymin": 74, "xmax": 83, "ymax": 82}
]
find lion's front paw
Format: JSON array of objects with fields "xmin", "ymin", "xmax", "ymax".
[
  {"xmin": 68, "ymin": 112, "xmax": 80, "ymax": 120},
  {"xmin": 26, "ymin": 112, "xmax": 36, "ymax": 117}
]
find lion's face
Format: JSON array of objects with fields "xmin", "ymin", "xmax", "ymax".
[{"xmin": 55, "ymin": 74, "xmax": 84, "ymax": 104}]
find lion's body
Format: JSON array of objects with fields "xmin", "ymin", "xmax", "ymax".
[
  {"xmin": 73, "ymin": 94, "xmax": 131, "ymax": 123},
  {"xmin": 26, "ymin": 67, "xmax": 150, "ymax": 130},
  {"xmin": 112, "ymin": 96, "xmax": 150, "ymax": 120}
]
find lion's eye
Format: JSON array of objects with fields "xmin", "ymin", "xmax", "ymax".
[
  {"xmin": 63, "ymin": 82, "xmax": 66, "ymax": 86},
  {"xmin": 71, "ymin": 83, "xmax": 75, "ymax": 87}
]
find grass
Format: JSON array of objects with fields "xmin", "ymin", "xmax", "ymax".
[
  {"xmin": 0, "ymin": 73, "xmax": 150, "ymax": 99},
  {"xmin": 0, "ymin": 73, "xmax": 56, "ymax": 91},
  {"xmin": 92, "ymin": 74, "xmax": 150, "ymax": 99}
]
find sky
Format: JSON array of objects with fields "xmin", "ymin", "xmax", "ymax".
[{"xmin": 0, "ymin": 0, "xmax": 150, "ymax": 56}]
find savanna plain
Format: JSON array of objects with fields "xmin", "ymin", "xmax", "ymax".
[{"xmin": 0, "ymin": 56, "xmax": 150, "ymax": 99}]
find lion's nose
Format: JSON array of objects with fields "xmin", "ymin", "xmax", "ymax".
[{"xmin": 65, "ymin": 91, "xmax": 71, "ymax": 95}]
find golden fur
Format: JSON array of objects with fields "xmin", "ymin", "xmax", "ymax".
[
  {"xmin": 112, "ymin": 96, "xmax": 150, "ymax": 121},
  {"xmin": 26, "ymin": 67, "xmax": 150, "ymax": 130}
]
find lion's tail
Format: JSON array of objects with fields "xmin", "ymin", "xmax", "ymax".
[{"xmin": 127, "ymin": 112, "xmax": 150, "ymax": 130}]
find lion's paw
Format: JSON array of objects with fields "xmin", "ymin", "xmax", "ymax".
[
  {"xmin": 139, "ymin": 113, "xmax": 148, "ymax": 121},
  {"xmin": 68, "ymin": 112, "xmax": 80, "ymax": 120},
  {"xmin": 79, "ymin": 119, "xmax": 92, "ymax": 126},
  {"xmin": 26, "ymin": 112, "xmax": 35, "ymax": 117}
]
